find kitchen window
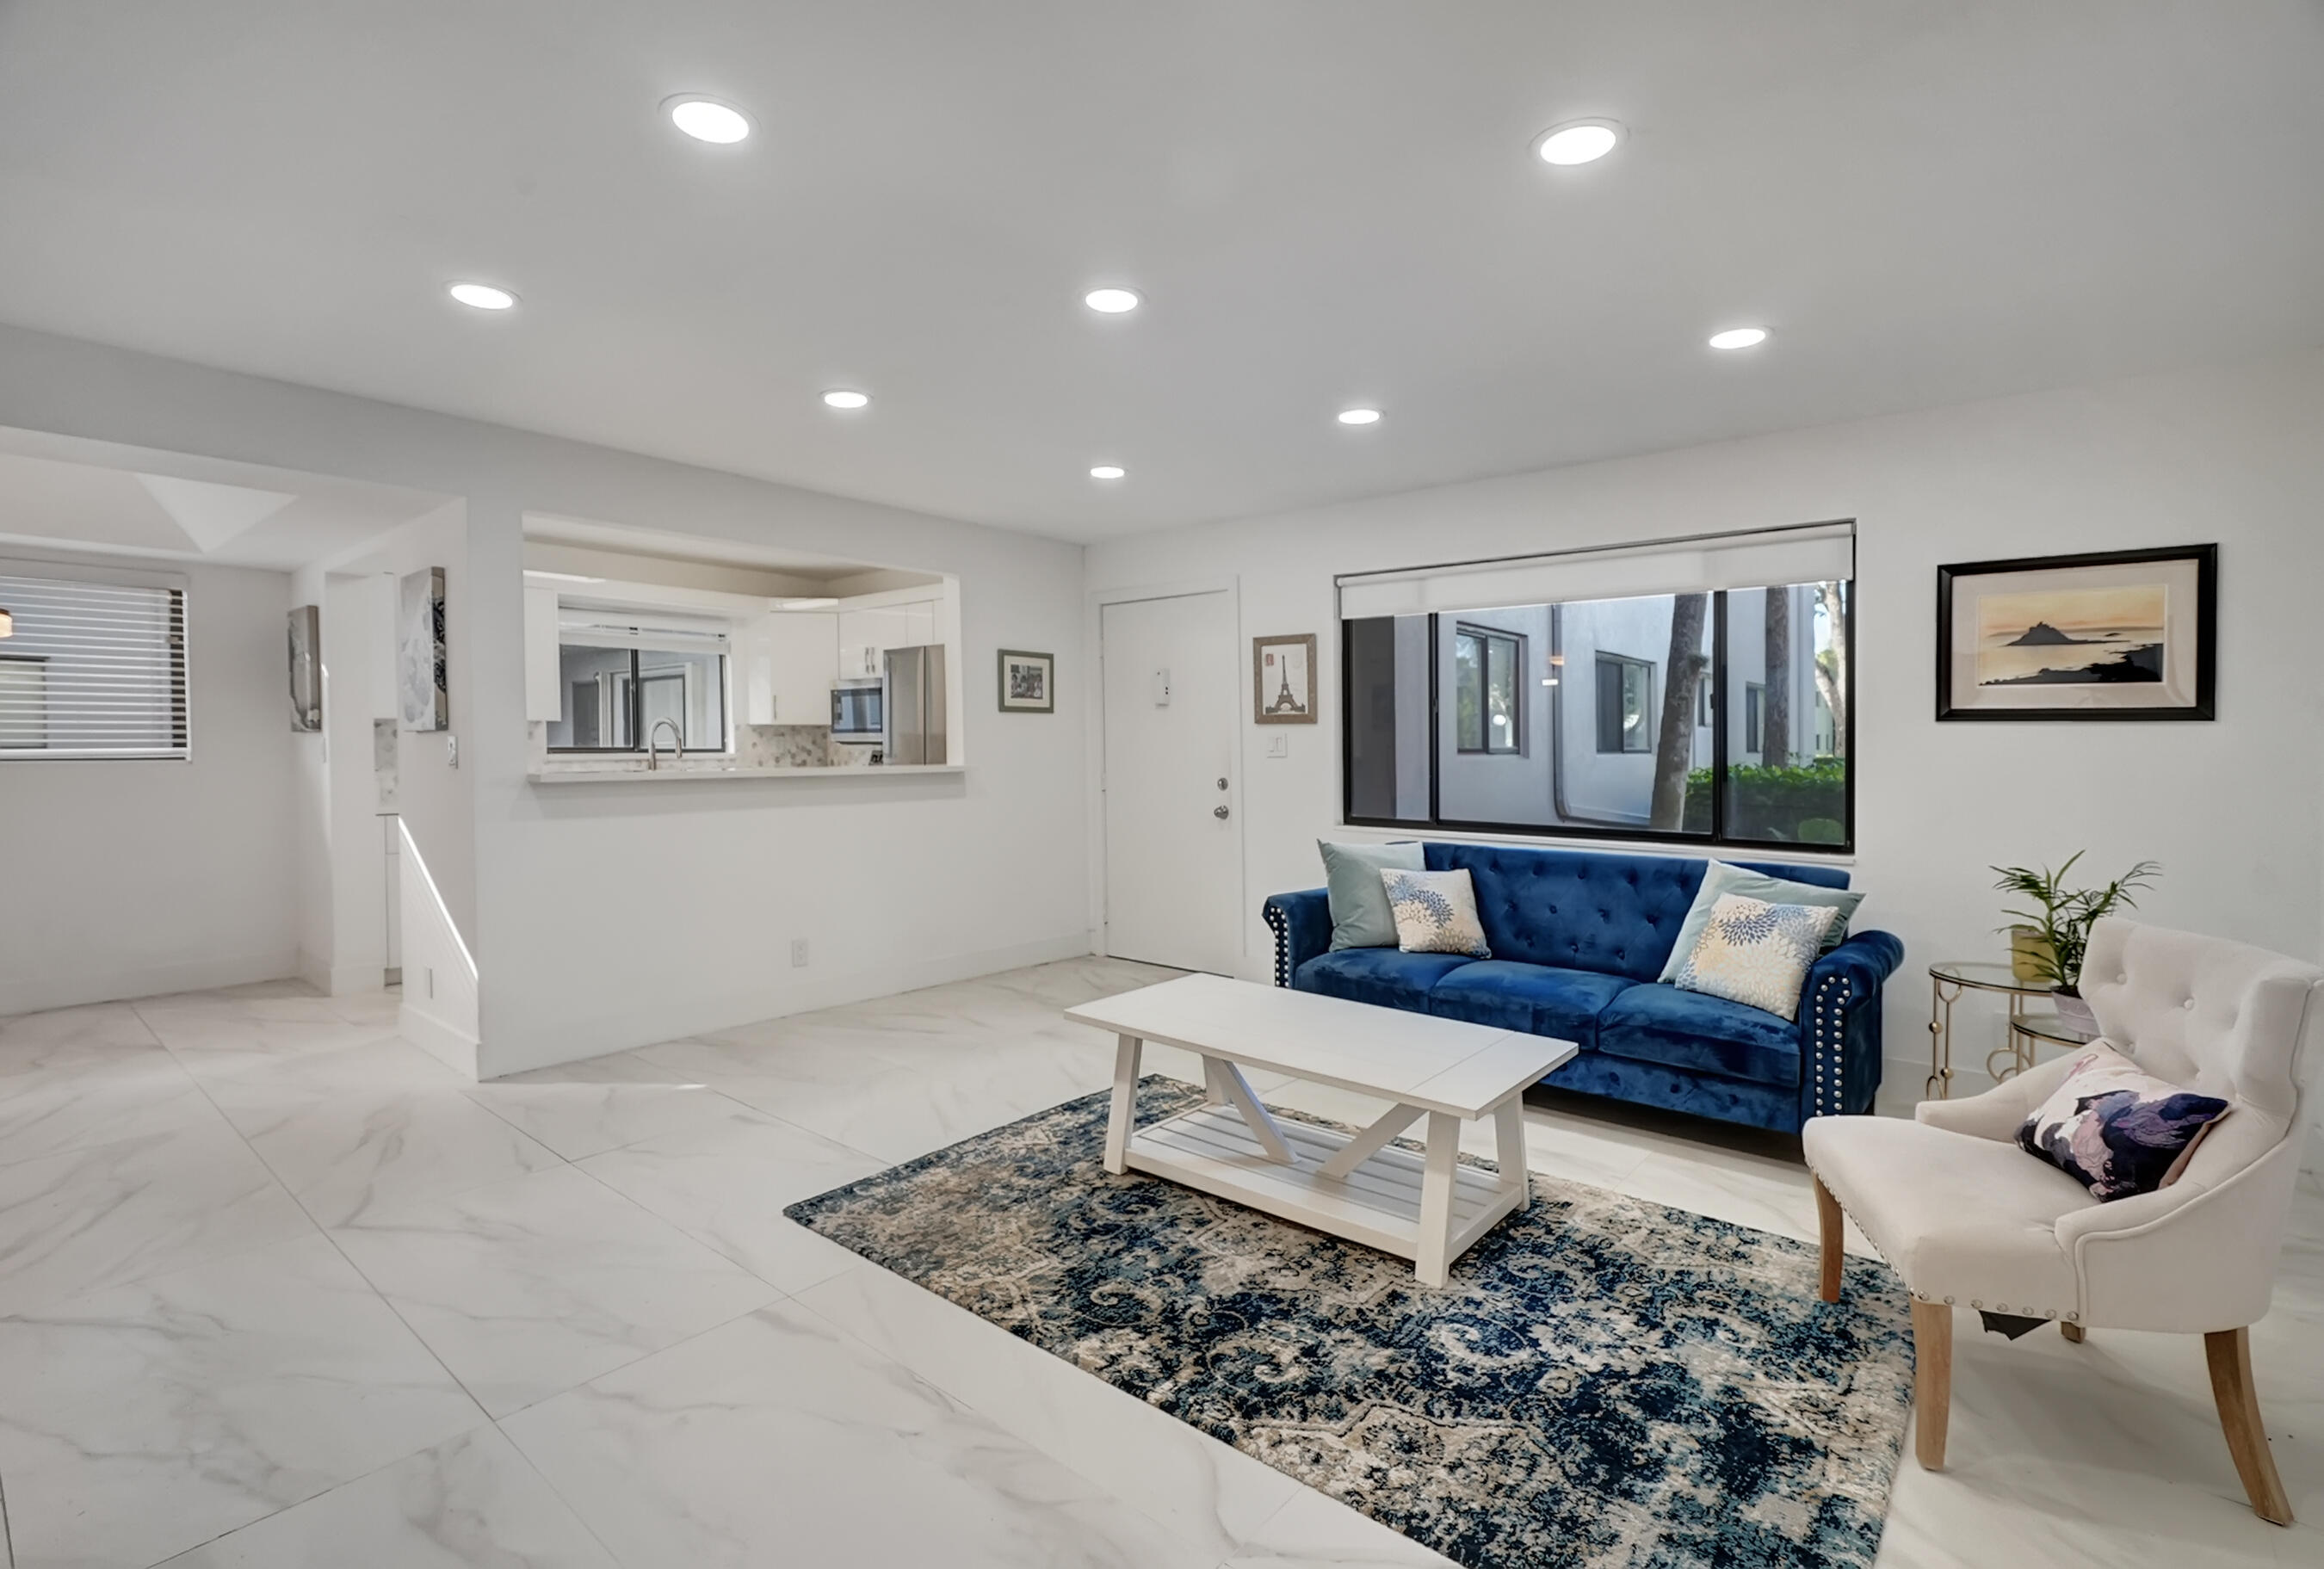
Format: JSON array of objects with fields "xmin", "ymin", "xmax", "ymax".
[
  {"xmin": 1336, "ymin": 522, "xmax": 1855, "ymax": 850},
  {"xmin": 0, "ymin": 564, "xmax": 189, "ymax": 760},
  {"xmin": 1453, "ymin": 623, "xmax": 1522, "ymax": 754},
  {"xmin": 547, "ymin": 617, "xmax": 729, "ymax": 754}
]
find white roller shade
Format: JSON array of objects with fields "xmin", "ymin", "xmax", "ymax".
[
  {"xmin": 557, "ymin": 609, "xmax": 732, "ymax": 655},
  {"xmin": 0, "ymin": 565, "xmax": 189, "ymax": 760},
  {"xmin": 1338, "ymin": 523, "xmax": 1854, "ymax": 619}
]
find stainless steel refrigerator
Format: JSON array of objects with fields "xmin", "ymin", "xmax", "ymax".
[{"xmin": 882, "ymin": 644, "xmax": 948, "ymax": 764}]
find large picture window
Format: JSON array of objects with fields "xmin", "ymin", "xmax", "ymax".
[{"xmin": 1338, "ymin": 525, "xmax": 1854, "ymax": 850}]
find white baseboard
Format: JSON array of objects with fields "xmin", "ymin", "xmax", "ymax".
[
  {"xmin": 0, "ymin": 949, "xmax": 300, "ymax": 1016},
  {"xmin": 479, "ymin": 930, "xmax": 1097, "ymax": 1079},
  {"xmin": 399, "ymin": 1000, "xmax": 480, "ymax": 1080}
]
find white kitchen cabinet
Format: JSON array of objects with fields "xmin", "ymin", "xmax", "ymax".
[
  {"xmin": 743, "ymin": 611, "xmax": 839, "ymax": 725},
  {"xmin": 523, "ymin": 585, "xmax": 563, "ymax": 721},
  {"xmin": 767, "ymin": 612, "xmax": 837, "ymax": 725}
]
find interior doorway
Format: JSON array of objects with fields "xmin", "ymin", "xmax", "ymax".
[{"xmin": 1100, "ymin": 589, "xmax": 1241, "ymax": 974}]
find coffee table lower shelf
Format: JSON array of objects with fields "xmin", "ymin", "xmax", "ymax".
[{"xmin": 1122, "ymin": 1102, "xmax": 1527, "ymax": 1284}]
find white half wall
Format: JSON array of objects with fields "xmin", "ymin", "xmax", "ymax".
[
  {"xmin": 0, "ymin": 549, "xmax": 297, "ymax": 1013},
  {"xmin": 0, "ymin": 324, "xmax": 1093, "ymax": 1074},
  {"xmin": 1085, "ymin": 350, "xmax": 2324, "ymax": 1082}
]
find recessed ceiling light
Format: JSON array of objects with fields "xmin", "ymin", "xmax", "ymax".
[
  {"xmin": 1089, "ymin": 465, "xmax": 1127, "ymax": 480},
  {"xmin": 664, "ymin": 96, "xmax": 751, "ymax": 145},
  {"xmin": 1084, "ymin": 287, "xmax": 1141, "ymax": 314},
  {"xmin": 1534, "ymin": 120, "xmax": 1623, "ymax": 166},
  {"xmin": 821, "ymin": 389, "xmax": 870, "ymax": 410},
  {"xmin": 1338, "ymin": 407, "xmax": 1382, "ymax": 426},
  {"xmin": 781, "ymin": 597, "xmax": 839, "ymax": 610},
  {"xmin": 1708, "ymin": 326, "xmax": 1769, "ymax": 350},
  {"xmin": 448, "ymin": 282, "xmax": 516, "ymax": 311}
]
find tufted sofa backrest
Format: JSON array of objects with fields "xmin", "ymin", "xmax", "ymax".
[
  {"xmin": 2080, "ymin": 917, "xmax": 2324, "ymax": 1133},
  {"xmin": 1422, "ymin": 841, "xmax": 1851, "ymax": 982}
]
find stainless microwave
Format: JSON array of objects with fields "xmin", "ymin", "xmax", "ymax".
[{"xmin": 831, "ymin": 678, "xmax": 882, "ymax": 741}]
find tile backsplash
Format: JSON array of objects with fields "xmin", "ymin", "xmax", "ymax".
[{"xmin": 739, "ymin": 725, "xmax": 849, "ymax": 768}]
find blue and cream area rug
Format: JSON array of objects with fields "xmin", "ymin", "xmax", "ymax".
[{"xmin": 788, "ymin": 1082, "xmax": 1915, "ymax": 1569}]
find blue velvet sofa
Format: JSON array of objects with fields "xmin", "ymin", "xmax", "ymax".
[{"xmin": 1261, "ymin": 842, "xmax": 1904, "ymax": 1134}]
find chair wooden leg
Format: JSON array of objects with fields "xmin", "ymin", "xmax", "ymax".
[
  {"xmin": 1911, "ymin": 1300, "xmax": 1952, "ymax": 1471},
  {"xmin": 2060, "ymin": 1321, "xmax": 2085, "ymax": 1344},
  {"xmin": 2204, "ymin": 1327, "xmax": 2294, "ymax": 1526},
  {"xmin": 1814, "ymin": 1177, "xmax": 1844, "ymax": 1303}
]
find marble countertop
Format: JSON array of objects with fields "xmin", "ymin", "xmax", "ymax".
[{"xmin": 528, "ymin": 763, "xmax": 965, "ymax": 784}]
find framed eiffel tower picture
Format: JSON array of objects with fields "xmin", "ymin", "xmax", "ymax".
[{"xmin": 1252, "ymin": 633, "xmax": 1317, "ymax": 725}]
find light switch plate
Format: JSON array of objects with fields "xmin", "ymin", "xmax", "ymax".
[
  {"xmin": 790, "ymin": 938, "xmax": 810, "ymax": 968},
  {"xmin": 1268, "ymin": 733, "xmax": 1289, "ymax": 758}
]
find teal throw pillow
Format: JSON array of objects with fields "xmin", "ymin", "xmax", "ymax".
[
  {"xmin": 1318, "ymin": 839, "xmax": 1426, "ymax": 950},
  {"xmin": 1658, "ymin": 860, "xmax": 1864, "ymax": 982}
]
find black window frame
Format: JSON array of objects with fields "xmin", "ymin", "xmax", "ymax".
[
  {"xmin": 1338, "ymin": 575, "xmax": 1857, "ymax": 856},
  {"xmin": 547, "ymin": 645, "xmax": 728, "ymax": 756},
  {"xmin": 1451, "ymin": 621, "xmax": 1524, "ymax": 756},
  {"xmin": 1744, "ymin": 681, "xmax": 1765, "ymax": 755},
  {"xmin": 1593, "ymin": 652, "xmax": 1654, "ymax": 755}
]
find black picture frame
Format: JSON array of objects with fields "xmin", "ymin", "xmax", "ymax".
[{"xmin": 1936, "ymin": 544, "xmax": 2216, "ymax": 721}]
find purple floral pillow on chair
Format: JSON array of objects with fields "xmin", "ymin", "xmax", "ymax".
[{"xmin": 2016, "ymin": 1043, "xmax": 2234, "ymax": 1201}]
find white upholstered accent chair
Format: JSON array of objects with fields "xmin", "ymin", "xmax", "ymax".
[{"xmin": 1803, "ymin": 917, "xmax": 2322, "ymax": 1526}]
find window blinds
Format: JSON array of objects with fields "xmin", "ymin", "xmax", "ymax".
[
  {"xmin": 1336, "ymin": 522, "xmax": 1854, "ymax": 620},
  {"xmin": 0, "ymin": 565, "xmax": 189, "ymax": 760}
]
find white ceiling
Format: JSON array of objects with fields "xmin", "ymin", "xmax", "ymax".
[
  {"xmin": 0, "ymin": 434, "xmax": 451, "ymax": 571},
  {"xmin": 0, "ymin": 3, "xmax": 2318, "ymax": 541}
]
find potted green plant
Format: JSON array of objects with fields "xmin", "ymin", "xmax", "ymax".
[{"xmin": 1992, "ymin": 853, "xmax": 2160, "ymax": 1033}]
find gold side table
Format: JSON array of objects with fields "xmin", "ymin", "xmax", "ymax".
[
  {"xmin": 1926, "ymin": 961, "xmax": 2058, "ymax": 1098},
  {"xmin": 2000, "ymin": 1010, "xmax": 2100, "ymax": 1083}
]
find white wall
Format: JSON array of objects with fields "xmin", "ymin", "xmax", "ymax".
[
  {"xmin": 1086, "ymin": 350, "xmax": 2324, "ymax": 1075},
  {"xmin": 0, "ymin": 550, "xmax": 297, "ymax": 1013},
  {"xmin": 0, "ymin": 324, "xmax": 1091, "ymax": 1076}
]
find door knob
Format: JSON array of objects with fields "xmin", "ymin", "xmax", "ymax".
[
  {"xmin": 1216, "ymin": 776, "xmax": 1228, "ymax": 790},
  {"xmin": 1213, "ymin": 805, "xmax": 1231, "ymax": 819}
]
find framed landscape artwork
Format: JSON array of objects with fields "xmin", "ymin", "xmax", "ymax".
[
  {"xmin": 399, "ymin": 565, "xmax": 448, "ymax": 731},
  {"xmin": 1253, "ymin": 633, "xmax": 1317, "ymax": 724},
  {"xmin": 1937, "ymin": 544, "xmax": 2216, "ymax": 720},
  {"xmin": 998, "ymin": 648, "xmax": 1054, "ymax": 712}
]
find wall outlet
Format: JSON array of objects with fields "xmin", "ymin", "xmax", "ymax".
[
  {"xmin": 446, "ymin": 734, "xmax": 459, "ymax": 768},
  {"xmin": 789, "ymin": 938, "xmax": 810, "ymax": 968}
]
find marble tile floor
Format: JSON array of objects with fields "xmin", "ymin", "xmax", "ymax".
[{"xmin": 0, "ymin": 961, "xmax": 2314, "ymax": 1568}]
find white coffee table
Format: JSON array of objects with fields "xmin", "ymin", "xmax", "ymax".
[{"xmin": 1066, "ymin": 973, "xmax": 1576, "ymax": 1287}]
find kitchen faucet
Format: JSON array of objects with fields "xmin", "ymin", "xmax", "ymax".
[{"xmin": 647, "ymin": 718, "xmax": 685, "ymax": 771}]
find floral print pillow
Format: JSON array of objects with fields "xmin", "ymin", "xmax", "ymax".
[
  {"xmin": 1672, "ymin": 893, "xmax": 1838, "ymax": 1021},
  {"xmin": 1381, "ymin": 868, "xmax": 1492, "ymax": 958},
  {"xmin": 2016, "ymin": 1044, "xmax": 2234, "ymax": 1201}
]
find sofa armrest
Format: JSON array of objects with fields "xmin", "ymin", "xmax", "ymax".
[
  {"xmin": 1797, "ymin": 930, "xmax": 1904, "ymax": 1121},
  {"xmin": 1263, "ymin": 888, "xmax": 1332, "ymax": 988}
]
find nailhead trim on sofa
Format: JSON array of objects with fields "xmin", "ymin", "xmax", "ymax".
[{"xmin": 1264, "ymin": 901, "xmax": 1290, "ymax": 988}]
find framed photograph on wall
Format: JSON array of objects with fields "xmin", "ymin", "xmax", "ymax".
[
  {"xmin": 998, "ymin": 648, "xmax": 1054, "ymax": 712},
  {"xmin": 1937, "ymin": 544, "xmax": 2216, "ymax": 720},
  {"xmin": 287, "ymin": 604, "xmax": 322, "ymax": 732},
  {"xmin": 1253, "ymin": 633, "xmax": 1317, "ymax": 724},
  {"xmin": 399, "ymin": 565, "xmax": 448, "ymax": 731}
]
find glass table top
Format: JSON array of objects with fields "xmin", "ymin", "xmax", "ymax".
[
  {"xmin": 2011, "ymin": 1010, "xmax": 2101, "ymax": 1047},
  {"xmin": 1929, "ymin": 961, "xmax": 2060, "ymax": 994}
]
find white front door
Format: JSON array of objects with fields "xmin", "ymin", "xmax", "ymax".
[{"xmin": 1102, "ymin": 590, "xmax": 1240, "ymax": 973}]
